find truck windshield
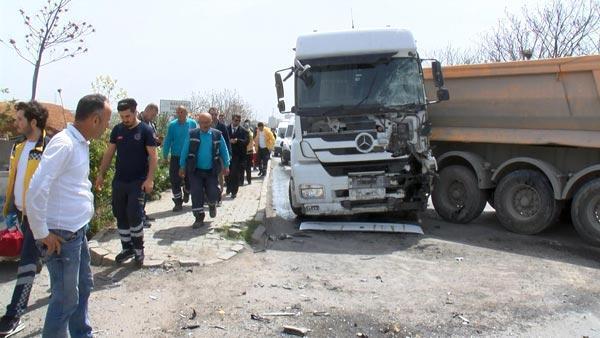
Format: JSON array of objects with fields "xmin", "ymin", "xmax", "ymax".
[{"xmin": 296, "ymin": 57, "xmax": 424, "ymax": 109}]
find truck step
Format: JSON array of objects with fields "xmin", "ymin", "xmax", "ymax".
[{"xmin": 299, "ymin": 221, "xmax": 423, "ymax": 234}]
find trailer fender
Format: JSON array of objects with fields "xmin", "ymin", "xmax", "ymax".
[
  {"xmin": 561, "ymin": 164, "xmax": 600, "ymax": 200},
  {"xmin": 491, "ymin": 158, "xmax": 565, "ymax": 200},
  {"xmin": 436, "ymin": 151, "xmax": 493, "ymax": 189}
]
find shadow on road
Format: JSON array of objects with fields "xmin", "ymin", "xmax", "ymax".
[{"xmin": 266, "ymin": 158, "xmax": 600, "ymax": 270}]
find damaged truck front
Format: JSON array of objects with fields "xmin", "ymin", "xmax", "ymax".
[{"xmin": 274, "ymin": 28, "xmax": 448, "ymax": 218}]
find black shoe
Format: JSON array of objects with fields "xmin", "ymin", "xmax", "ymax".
[
  {"xmin": 193, "ymin": 213, "xmax": 205, "ymax": 229},
  {"xmin": 143, "ymin": 220, "xmax": 152, "ymax": 228},
  {"xmin": 209, "ymin": 205, "xmax": 217, "ymax": 218},
  {"xmin": 115, "ymin": 249, "xmax": 135, "ymax": 264},
  {"xmin": 231, "ymin": 194, "xmax": 237, "ymax": 199},
  {"xmin": 247, "ymin": 180, "xmax": 251, "ymax": 185},
  {"xmin": 172, "ymin": 204, "xmax": 183, "ymax": 212},
  {"xmin": 134, "ymin": 250, "xmax": 144, "ymax": 267},
  {"xmin": 145, "ymin": 215, "xmax": 156, "ymax": 221},
  {"xmin": 183, "ymin": 191, "xmax": 190, "ymax": 203},
  {"xmin": 0, "ymin": 316, "xmax": 24, "ymax": 336}
]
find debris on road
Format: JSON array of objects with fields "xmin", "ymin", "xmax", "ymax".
[
  {"xmin": 359, "ymin": 256, "xmax": 375, "ymax": 260},
  {"xmin": 375, "ymin": 275, "xmax": 383, "ymax": 283},
  {"xmin": 357, "ymin": 332, "xmax": 369, "ymax": 337},
  {"xmin": 453, "ymin": 313, "xmax": 470, "ymax": 324},
  {"xmin": 149, "ymin": 295, "xmax": 158, "ymax": 300},
  {"xmin": 250, "ymin": 314, "xmax": 271, "ymax": 323},
  {"xmin": 189, "ymin": 308, "xmax": 197, "ymax": 320},
  {"xmin": 455, "ymin": 257, "xmax": 464, "ymax": 262},
  {"xmin": 312, "ymin": 311, "xmax": 331, "ymax": 317},
  {"xmin": 209, "ymin": 325, "xmax": 226, "ymax": 330},
  {"xmin": 283, "ymin": 325, "xmax": 310, "ymax": 336},
  {"xmin": 262, "ymin": 312, "xmax": 298, "ymax": 317},
  {"xmin": 278, "ymin": 233, "xmax": 294, "ymax": 240},
  {"xmin": 181, "ymin": 324, "xmax": 200, "ymax": 330}
]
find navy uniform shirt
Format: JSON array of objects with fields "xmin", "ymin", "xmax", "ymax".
[{"xmin": 110, "ymin": 122, "xmax": 157, "ymax": 182}]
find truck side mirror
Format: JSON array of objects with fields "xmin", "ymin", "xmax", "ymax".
[
  {"xmin": 432, "ymin": 61, "xmax": 445, "ymax": 87},
  {"xmin": 277, "ymin": 100, "xmax": 286, "ymax": 112},
  {"xmin": 437, "ymin": 88, "xmax": 449, "ymax": 101},
  {"xmin": 275, "ymin": 73, "xmax": 284, "ymax": 99}
]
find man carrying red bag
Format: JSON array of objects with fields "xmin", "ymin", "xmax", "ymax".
[{"xmin": 0, "ymin": 101, "xmax": 49, "ymax": 336}]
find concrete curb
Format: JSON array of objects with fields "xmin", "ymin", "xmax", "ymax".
[{"xmin": 253, "ymin": 159, "xmax": 273, "ymax": 223}]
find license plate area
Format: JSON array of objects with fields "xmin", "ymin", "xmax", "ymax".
[{"xmin": 348, "ymin": 172, "xmax": 386, "ymax": 200}]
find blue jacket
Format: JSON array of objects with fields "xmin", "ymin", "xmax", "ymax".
[
  {"xmin": 162, "ymin": 118, "xmax": 197, "ymax": 158},
  {"xmin": 180, "ymin": 128, "xmax": 230, "ymax": 170}
]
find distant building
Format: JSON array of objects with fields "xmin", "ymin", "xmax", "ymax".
[{"xmin": 0, "ymin": 101, "xmax": 74, "ymax": 138}]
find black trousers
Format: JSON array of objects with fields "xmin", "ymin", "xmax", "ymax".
[
  {"xmin": 258, "ymin": 148, "xmax": 270, "ymax": 173},
  {"xmin": 190, "ymin": 169, "xmax": 219, "ymax": 216},
  {"xmin": 112, "ymin": 180, "xmax": 145, "ymax": 250},
  {"xmin": 241, "ymin": 152, "xmax": 253, "ymax": 183},
  {"xmin": 5, "ymin": 212, "xmax": 40, "ymax": 319},
  {"xmin": 169, "ymin": 156, "xmax": 189, "ymax": 201},
  {"xmin": 227, "ymin": 153, "xmax": 246, "ymax": 195}
]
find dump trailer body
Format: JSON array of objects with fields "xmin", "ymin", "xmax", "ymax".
[{"xmin": 423, "ymin": 55, "xmax": 600, "ymax": 245}]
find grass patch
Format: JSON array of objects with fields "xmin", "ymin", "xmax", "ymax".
[{"xmin": 242, "ymin": 219, "xmax": 262, "ymax": 244}]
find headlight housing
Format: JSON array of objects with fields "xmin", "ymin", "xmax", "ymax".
[{"xmin": 300, "ymin": 184, "xmax": 324, "ymax": 199}]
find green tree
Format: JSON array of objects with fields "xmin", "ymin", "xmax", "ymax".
[
  {"xmin": 0, "ymin": 0, "xmax": 95, "ymax": 99},
  {"xmin": 91, "ymin": 75, "xmax": 128, "ymax": 107}
]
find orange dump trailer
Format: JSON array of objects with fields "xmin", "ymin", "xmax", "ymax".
[{"xmin": 424, "ymin": 55, "xmax": 600, "ymax": 245}]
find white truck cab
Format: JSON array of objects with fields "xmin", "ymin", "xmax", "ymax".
[{"xmin": 275, "ymin": 28, "xmax": 448, "ymax": 217}]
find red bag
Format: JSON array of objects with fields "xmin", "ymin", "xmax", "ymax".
[{"xmin": 0, "ymin": 227, "xmax": 24, "ymax": 257}]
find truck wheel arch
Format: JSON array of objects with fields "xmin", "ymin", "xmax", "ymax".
[
  {"xmin": 561, "ymin": 164, "xmax": 600, "ymax": 200},
  {"xmin": 436, "ymin": 151, "xmax": 493, "ymax": 189},
  {"xmin": 491, "ymin": 158, "xmax": 564, "ymax": 200}
]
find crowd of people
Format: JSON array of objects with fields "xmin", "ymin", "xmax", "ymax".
[{"xmin": 0, "ymin": 95, "xmax": 275, "ymax": 337}]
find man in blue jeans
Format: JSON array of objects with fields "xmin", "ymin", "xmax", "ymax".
[
  {"xmin": 26, "ymin": 94, "xmax": 112, "ymax": 338},
  {"xmin": 0, "ymin": 101, "xmax": 49, "ymax": 336}
]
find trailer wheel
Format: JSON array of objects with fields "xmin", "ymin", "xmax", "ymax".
[
  {"xmin": 494, "ymin": 169, "xmax": 560, "ymax": 235},
  {"xmin": 289, "ymin": 182, "xmax": 303, "ymax": 217},
  {"xmin": 571, "ymin": 178, "xmax": 600, "ymax": 246},
  {"xmin": 432, "ymin": 165, "xmax": 488, "ymax": 224}
]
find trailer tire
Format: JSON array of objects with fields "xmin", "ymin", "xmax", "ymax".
[
  {"xmin": 432, "ymin": 165, "xmax": 488, "ymax": 224},
  {"xmin": 494, "ymin": 169, "xmax": 560, "ymax": 235},
  {"xmin": 289, "ymin": 182, "xmax": 303, "ymax": 217},
  {"xmin": 571, "ymin": 178, "xmax": 600, "ymax": 246}
]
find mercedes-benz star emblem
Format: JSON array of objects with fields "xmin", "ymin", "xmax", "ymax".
[{"xmin": 355, "ymin": 132, "xmax": 375, "ymax": 153}]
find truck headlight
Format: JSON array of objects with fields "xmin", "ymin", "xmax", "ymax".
[{"xmin": 300, "ymin": 184, "xmax": 324, "ymax": 199}]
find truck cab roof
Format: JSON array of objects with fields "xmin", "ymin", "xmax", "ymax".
[{"xmin": 295, "ymin": 28, "xmax": 417, "ymax": 60}]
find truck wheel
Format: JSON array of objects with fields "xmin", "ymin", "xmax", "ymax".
[
  {"xmin": 289, "ymin": 182, "xmax": 303, "ymax": 217},
  {"xmin": 571, "ymin": 178, "xmax": 600, "ymax": 246},
  {"xmin": 432, "ymin": 165, "xmax": 488, "ymax": 224},
  {"xmin": 494, "ymin": 169, "xmax": 560, "ymax": 235}
]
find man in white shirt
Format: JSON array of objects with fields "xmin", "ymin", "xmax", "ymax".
[
  {"xmin": 0, "ymin": 101, "xmax": 49, "ymax": 337},
  {"xmin": 26, "ymin": 94, "xmax": 111, "ymax": 338}
]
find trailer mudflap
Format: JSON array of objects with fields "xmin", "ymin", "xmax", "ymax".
[{"xmin": 299, "ymin": 221, "xmax": 424, "ymax": 234}]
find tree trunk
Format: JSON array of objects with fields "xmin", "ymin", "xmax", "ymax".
[{"xmin": 31, "ymin": 60, "xmax": 41, "ymax": 100}]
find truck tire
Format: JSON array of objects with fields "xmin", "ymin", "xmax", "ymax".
[
  {"xmin": 571, "ymin": 178, "xmax": 600, "ymax": 246},
  {"xmin": 494, "ymin": 169, "xmax": 560, "ymax": 235},
  {"xmin": 432, "ymin": 165, "xmax": 488, "ymax": 224},
  {"xmin": 289, "ymin": 182, "xmax": 303, "ymax": 217}
]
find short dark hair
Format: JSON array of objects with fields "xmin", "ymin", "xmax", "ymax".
[
  {"xmin": 75, "ymin": 94, "xmax": 108, "ymax": 121},
  {"xmin": 257, "ymin": 122, "xmax": 264, "ymax": 127},
  {"xmin": 117, "ymin": 98, "xmax": 137, "ymax": 112},
  {"xmin": 232, "ymin": 114, "xmax": 241, "ymax": 120},
  {"xmin": 145, "ymin": 103, "xmax": 158, "ymax": 112},
  {"xmin": 15, "ymin": 100, "xmax": 48, "ymax": 130}
]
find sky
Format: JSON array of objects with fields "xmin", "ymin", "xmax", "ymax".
[{"xmin": 0, "ymin": 0, "xmax": 542, "ymax": 122}]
